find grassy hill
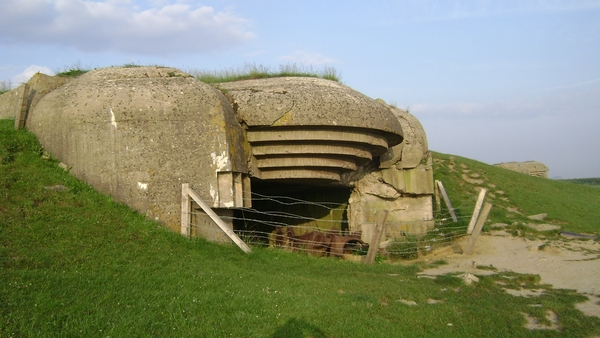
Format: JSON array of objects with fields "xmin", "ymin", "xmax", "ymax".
[
  {"xmin": 559, "ymin": 178, "xmax": 600, "ymax": 188},
  {"xmin": 432, "ymin": 152, "xmax": 600, "ymax": 236},
  {"xmin": 1, "ymin": 119, "xmax": 599, "ymax": 336}
]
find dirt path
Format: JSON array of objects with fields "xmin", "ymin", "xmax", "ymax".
[{"xmin": 419, "ymin": 231, "xmax": 600, "ymax": 318}]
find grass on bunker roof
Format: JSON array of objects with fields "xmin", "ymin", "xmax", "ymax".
[
  {"xmin": 1, "ymin": 119, "xmax": 600, "ymax": 337},
  {"xmin": 186, "ymin": 63, "xmax": 341, "ymax": 83}
]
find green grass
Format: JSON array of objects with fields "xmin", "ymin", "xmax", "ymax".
[
  {"xmin": 1, "ymin": 120, "xmax": 600, "ymax": 336},
  {"xmin": 432, "ymin": 151, "xmax": 600, "ymax": 235},
  {"xmin": 560, "ymin": 178, "xmax": 600, "ymax": 187},
  {"xmin": 189, "ymin": 63, "xmax": 341, "ymax": 83},
  {"xmin": 54, "ymin": 61, "xmax": 92, "ymax": 77}
]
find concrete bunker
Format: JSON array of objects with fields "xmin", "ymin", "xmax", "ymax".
[
  {"xmin": 494, "ymin": 161, "xmax": 549, "ymax": 178},
  {"xmin": 1, "ymin": 67, "xmax": 435, "ymax": 252}
]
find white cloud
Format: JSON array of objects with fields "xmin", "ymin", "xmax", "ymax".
[
  {"xmin": 11, "ymin": 65, "xmax": 55, "ymax": 86},
  {"xmin": 0, "ymin": 0, "xmax": 255, "ymax": 56},
  {"xmin": 279, "ymin": 51, "xmax": 338, "ymax": 66}
]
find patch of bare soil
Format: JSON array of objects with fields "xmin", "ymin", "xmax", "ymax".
[
  {"xmin": 419, "ymin": 233, "xmax": 600, "ymax": 322},
  {"xmin": 522, "ymin": 310, "xmax": 560, "ymax": 330}
]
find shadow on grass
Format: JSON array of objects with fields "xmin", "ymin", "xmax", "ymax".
[{"xmin": 271, "ymin": 318, "xmax": 328, "ymax": 338}]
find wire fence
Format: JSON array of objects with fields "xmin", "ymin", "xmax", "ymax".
[{"xmin": 184, "ymin": 191, "xmax": 477, "ymax": 260}]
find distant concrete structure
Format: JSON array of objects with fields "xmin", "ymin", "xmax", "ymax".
[
  {"xmin": 494, "ymin": 161, "xmax": 549, "ymax": 178},
  {"xmin": 0, "ymin": 66, "xmax": 435, "ymax": 245}
]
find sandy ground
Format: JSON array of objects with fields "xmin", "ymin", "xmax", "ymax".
[{"xmin": 419, "ymin": 230, "xmax": 600, "ymax": 320}]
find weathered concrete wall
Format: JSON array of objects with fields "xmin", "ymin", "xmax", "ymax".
[
  {"xmin": 494, "ymin": 161, "xmax": 549, "ymax": 178},
  {"xmin": 24, "ymin": 73, "xmax": 72, "ymax": 118},
  {"xmin": 0, "ymin": 84, "xmax": 24, "ymax": 119},
  {"xmin": 0, "ymin": 73, "xmax": 71, "ymax": 122},
  {"xmin": 28, "ymin": 67, "xmax": 249, "ymax": 231},
  {"xmin": 379, "ymin": 102, "xmax": 429, "ymax": 170},
  {"xmin": 348, "ymin": 104, "xmax": 435, "ymax": 243}
]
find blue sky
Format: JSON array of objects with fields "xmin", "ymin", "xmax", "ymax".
[{"xmin": 1, "ymin": 0, "xmax": 599, "ymax": 178}]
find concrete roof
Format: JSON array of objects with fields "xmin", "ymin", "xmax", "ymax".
[{"xmin": 217, "ymin": 77, "xmax": 404, "ymax": 146}]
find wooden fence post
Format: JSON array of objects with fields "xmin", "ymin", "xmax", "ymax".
[
  {"xmin": 364, "ymin": 210, "xmax": 388, "ymax": 265},
  {"xmin": 185, "ymin": 185, "xmax": 252, "ymax": 254},
  {"xmin": 435, "ymin": 180, "xmax": 441, "ymax": 212},
  {"xmin": 14, "ymin": 84, "xmax": 30, "ymax": 129},
  {"xmin": 466, "ymin": 188, "xmax": 487, "ymax": 234},
  {"xmin": 464, "ymin": 202, "xmax": 492, "ymax": 255},
  {"xmin": 436, "ymin": 180, "xmax": 458, "ymax": 222},
  {"xmin": 181, "ymin": 183, "xmax": 191, "ymax": 237}
]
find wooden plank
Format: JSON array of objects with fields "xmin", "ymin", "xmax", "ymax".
[
  {"xmin": 466, "ymin": 188, "xmax": 487, "ymax": 234},
  {"xmin": 434, "ymin": 180, "xmax": 441, "ymax": 212},
  {"xmin": 181, "ymin": 183, "xmax": 191, "ymax": 237},
  {"xmin": 464, "ymin": 202, "xmax": 492, "ymax": 255},
  {"xmin": 364, "ymin": 210, "xmax": 388, "ymax": 265},
  {"xmin": 436, "ymin": 180, "xmax": 458, "ymax": 222},
  {"xmin": 186, "ymin": 186, "xmax": 253, "ymax": 254}
]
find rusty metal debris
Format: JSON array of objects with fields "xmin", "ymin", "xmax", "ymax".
[{"xmin": 274, "ymin": 226, "xmax": 367, "ymax": 257}]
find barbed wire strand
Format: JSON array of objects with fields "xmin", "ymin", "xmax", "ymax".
[{"xmin": 182, "ymin": 189, "xmax": 477, "ymax": 258}]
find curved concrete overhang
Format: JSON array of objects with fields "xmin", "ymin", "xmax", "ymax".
[{"xmin": 217, "ymin": 77, "xmax": 404, "ymax": 183}]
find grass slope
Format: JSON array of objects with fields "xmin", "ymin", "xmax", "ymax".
[
  {"xmin": 1, "ymin": 120, "xmax": 599, "ymax": 337},
  {"xmin": 432, "ymin": 152, "xmax": 600, "ymax": 236}
]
